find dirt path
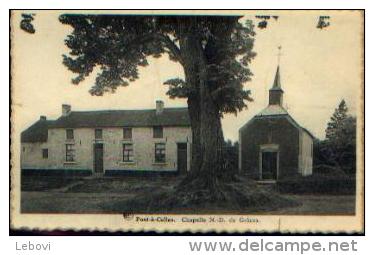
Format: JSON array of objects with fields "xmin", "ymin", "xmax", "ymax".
[
  {"xmin": 21, "ymin": 191, "xmax": 356, "ymax": 215},
  {"xmin": 21, "ymin": 191, "xmax": 136, "ymax": 213},
  {"xmin": 48, "ymin": 180, "xmax": 86, "ymax": 193},
  {"xmin": 261, "ymin": 194, "xmax": 356, "ymax": 215}
]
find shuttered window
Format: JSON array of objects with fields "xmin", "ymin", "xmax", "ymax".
[
  {"xmin": 123, "ymin": 143, "xmax": 134, "ymax": 162},
  {"xmin": 153, "ymin": 126, "xmax": 163, "ymax": 138},
  {"xmin": 155, "ymin": 143, "xmax": 166, "ymax": 163},
  {"xmin": 42, "ymin": 149, "xmax": 48, "ymax": 159},
  {"xmin": 123, "ymin": 127, "xmax": 132, "ymax": 139},
  {"xmin": 66, "ymin": 129, "xmax": 74, "ymax": 140},
  {"xmin": 95, "ymin": 129, "xmax": 103, "ymax": 139},
  {"xmin": 66, "ymin": 144, "xmax": 75, "ymax": 162}
]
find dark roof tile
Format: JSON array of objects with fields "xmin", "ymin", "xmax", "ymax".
[
  {"xmin": 50, "ymin": 108, "xmax": 190, "ymax": 128},
  {"xmin": 21, "ymin": 120, "xmax": 52, "ymax": 143},
  {"xmin": 21, "ymin": 107, "xmax": 190, "ymax": 143}
]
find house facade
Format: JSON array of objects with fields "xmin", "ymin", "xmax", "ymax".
[
  {"xmin": 239, "ymin": 66, "xmax": 314, "ymax": 180},
  {"xmin": 21, "ymin": 101, "xmax": 192, "ymax": 176}
]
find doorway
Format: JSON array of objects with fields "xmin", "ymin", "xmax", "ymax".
[
  {"xmin": 177, "ymin": 143, "xmax": 187, "ymax": 173},
  {"xmin": 93, "ymin": 143, "xmax": 104, "ymax": 173},
  {"xmin": 261, "ymin": 151, "xmax": 278, "ymax": 180}
]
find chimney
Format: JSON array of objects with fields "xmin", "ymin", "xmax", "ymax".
[
  {"xmin": 40, "ymin": 116, "xmax": 47, "ymax": 121},
  {"xmin": 156, "ymin": 100, "xmax": 164, "ymax": 115},
  {"xmin": 62, "ymin": 104, "xmax": 71, "ymax": 116}
]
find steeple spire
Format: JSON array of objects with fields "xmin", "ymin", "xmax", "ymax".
[
  {"xmin": 272, "ymin": 65, "xmax": 282, "ymax": 90},
  {"xmin": 269, "ymin": 65, "xmax": 284, "ymax": 106}
]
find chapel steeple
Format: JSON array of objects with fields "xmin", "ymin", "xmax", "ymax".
[{"xmin": 269, "ymin": 65, "xmax": 284, "ymax": 106}]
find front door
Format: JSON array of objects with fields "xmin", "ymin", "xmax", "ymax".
[
  {"xmin": 94, "ymin": 143, "xmax": 104, "ymax": 173},
  {"xmin": 261, "ymin": 151, "xmax": 278, "ymax": 180},
  {"xmin": 177, "ymin": 143, "xmax": 187, "ymax": 173}
]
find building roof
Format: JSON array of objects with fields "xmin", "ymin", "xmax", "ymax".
[
  {"xmin": 241, "ymin": 103, "xmax": 315, "ymax": 139},
  {"xmin": 240, "ymin": 113, "xmax": 315, "ymax": 139},
  {"xmin": 50, "ymin": 108, "xmax": 190, "ymax": 128},
  {"xmin": 270, "ymin": 66, "xmax": 283, "ymax": 92},
  {"xmin": 240, "ymin": 109, "xmax": 315, "ymax": 140},
  {"xmin": 256, "ymin": 105, "xmax": 288, "ymax": 117},
  {"xmin": 286, "ymin": 115, "xmax": 316, "ymax": 140},
  {"xmin": 21, "ymin": 107, "xmax": 191, "ymax": 143},
  {"xmin": 21, "ymin": 119, "xmax": 53, "ymax": 143}
]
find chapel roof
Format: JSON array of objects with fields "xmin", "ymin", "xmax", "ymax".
[{"xmin": 256, "ymin": 105, "xmax": 288, "ymax": 117}]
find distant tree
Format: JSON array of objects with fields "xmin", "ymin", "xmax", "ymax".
[
  {"xmin": 332, "ymin": 116, "xmax": 356, "ymax": 174},
  {"xmin": 326, "ymin": 99, "xmax": 348, "ymax": 141},
  {"xmin": 223, "ymin": 140, "xmax": 239, "ymax": 173},
  {"xmin": 318, "ymin": 100, "xmax": 356, "ymax": 175}
]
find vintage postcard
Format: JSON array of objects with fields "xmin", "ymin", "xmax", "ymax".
[{"xmin": 10, "ymin": 10, "xmax": 364, "ymax": 233}]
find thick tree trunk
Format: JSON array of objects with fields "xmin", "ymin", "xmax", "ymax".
[
  {"xmin": 179, "ymin": 30, "xmax": 225, "ymax": 190},
  {"xmin": 179, "ymin": 32, "xmax": 204, "ymax": 176},
  {"xmin": 198, "ymin": 93, "xmax": 225, "ymax": 187},
  {"xmin": 187, "ymin": 95, "xmax": 202, "ymax": 173}
]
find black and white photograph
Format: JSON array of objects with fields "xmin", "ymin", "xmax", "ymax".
[{"xmin": 10, "ymin": 10, "xmax": 364, "ymax": 233}]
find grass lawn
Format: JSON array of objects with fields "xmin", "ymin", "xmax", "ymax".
[{"xmin": 20, "ymin": 176, "xmax": 355, "ymax": 215}]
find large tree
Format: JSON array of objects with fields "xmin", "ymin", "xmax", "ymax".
[
  {"xmin": 58, "ymin": 15, "xmax": 256, "ymax": 190},
  {"xmin": 316, "ymin": 100, "xmax": 356, "ymax": 175},
  {"xmin": 326, "ymin": 99, "xmax": 348, "ymax": 141}
]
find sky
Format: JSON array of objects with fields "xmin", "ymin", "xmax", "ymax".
[{"xmin": 11, "ymin": 10, "xmax": 363, "ymax": 141}]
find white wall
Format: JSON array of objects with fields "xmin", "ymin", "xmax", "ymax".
[
  {"xmin": 298, "ymin": 130, "xmax": 313, "ymax": 176},
  {"xmin": 21, "ymin": 142, "xmax": 49, "ymax": 168},
  {"xmin": 104, "ymin": 126, "xmax": 192, "ymax": 172},
  {"xmin": 21, "ymin": 126, "xmax": 192, "ymax": 173}
]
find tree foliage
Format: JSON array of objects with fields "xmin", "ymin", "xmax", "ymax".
[
  {"xmin": 326, "ymin": 99, "xmax": 348, "ymax": 141},
  {"xmin": 59, "ymin": 15, "xmax": 256, "ymax": 115},
  {"xmin": 20, "ymin": 13, "xmax": 36, "ymax": 34},
  {"xmin": 223, "ymin": 139, "xmax": 239, "ymax": 172},
  {"xmin": 315, "ymin": 100, "xmax": 356, "ymax": 175},
  {"xmin": 316, "ymin": 16, "xmax": 331, "ymax": 29}
]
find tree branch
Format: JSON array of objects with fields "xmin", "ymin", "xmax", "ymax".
[
  {"xmin": 125, "ymin": 33, "xmax": 183, "ymax": 64},
  {"xmin": 211, "ymin": 85, "xmax": 233, "ymax": 98},
  {"xmin": 156, "ymin": 34, "xmax": 183, "ymax": 64}
]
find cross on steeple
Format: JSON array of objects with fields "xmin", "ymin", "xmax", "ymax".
[
  {"xmin": 269, "ymin": 46, "xmax": 284, "ymax": 106},
  {"xmin": 272, "ymin": 46, "xmax": 283, "ymax": 90},
  {"xmin": 277, "ymin": 45, "xmax": 282, "ymax": 66}
]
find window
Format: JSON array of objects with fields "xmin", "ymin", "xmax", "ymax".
[
  {"xmin": 66, "ymin": 129, "xmax": 74, "ymax": 140},
  {"xmin": 95, "ymin": 129, "xmax": 103, "ymax": 139},
  {"xmin": 42, "ymin": 149, "xmax": 48, "ymax": 159},
  {"xmin": 123, "ymin": 143, "xmax": 134, "ymax": 162},
  {"xmin": 153, "ymin": 126, "xmax": 163, "ymax": 138},
  {"xmin": 66, "ymin": 144, "xmax": 75, "ymax": 162},
  {"xmin": 123, "ymin": 127, "xmax": 132, "ymax": 139},
  {"xmin": 155, "ymin": 143, "xmax": 166, "ymax": 163}
]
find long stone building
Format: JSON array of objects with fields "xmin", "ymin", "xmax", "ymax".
[
  {"xmin": 21, "ymin": 101, "xmax": 192, "ymax": 176},
  {"xmin": 239, "ymin": 66, "xmax": 314, "ymax": 180}
]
